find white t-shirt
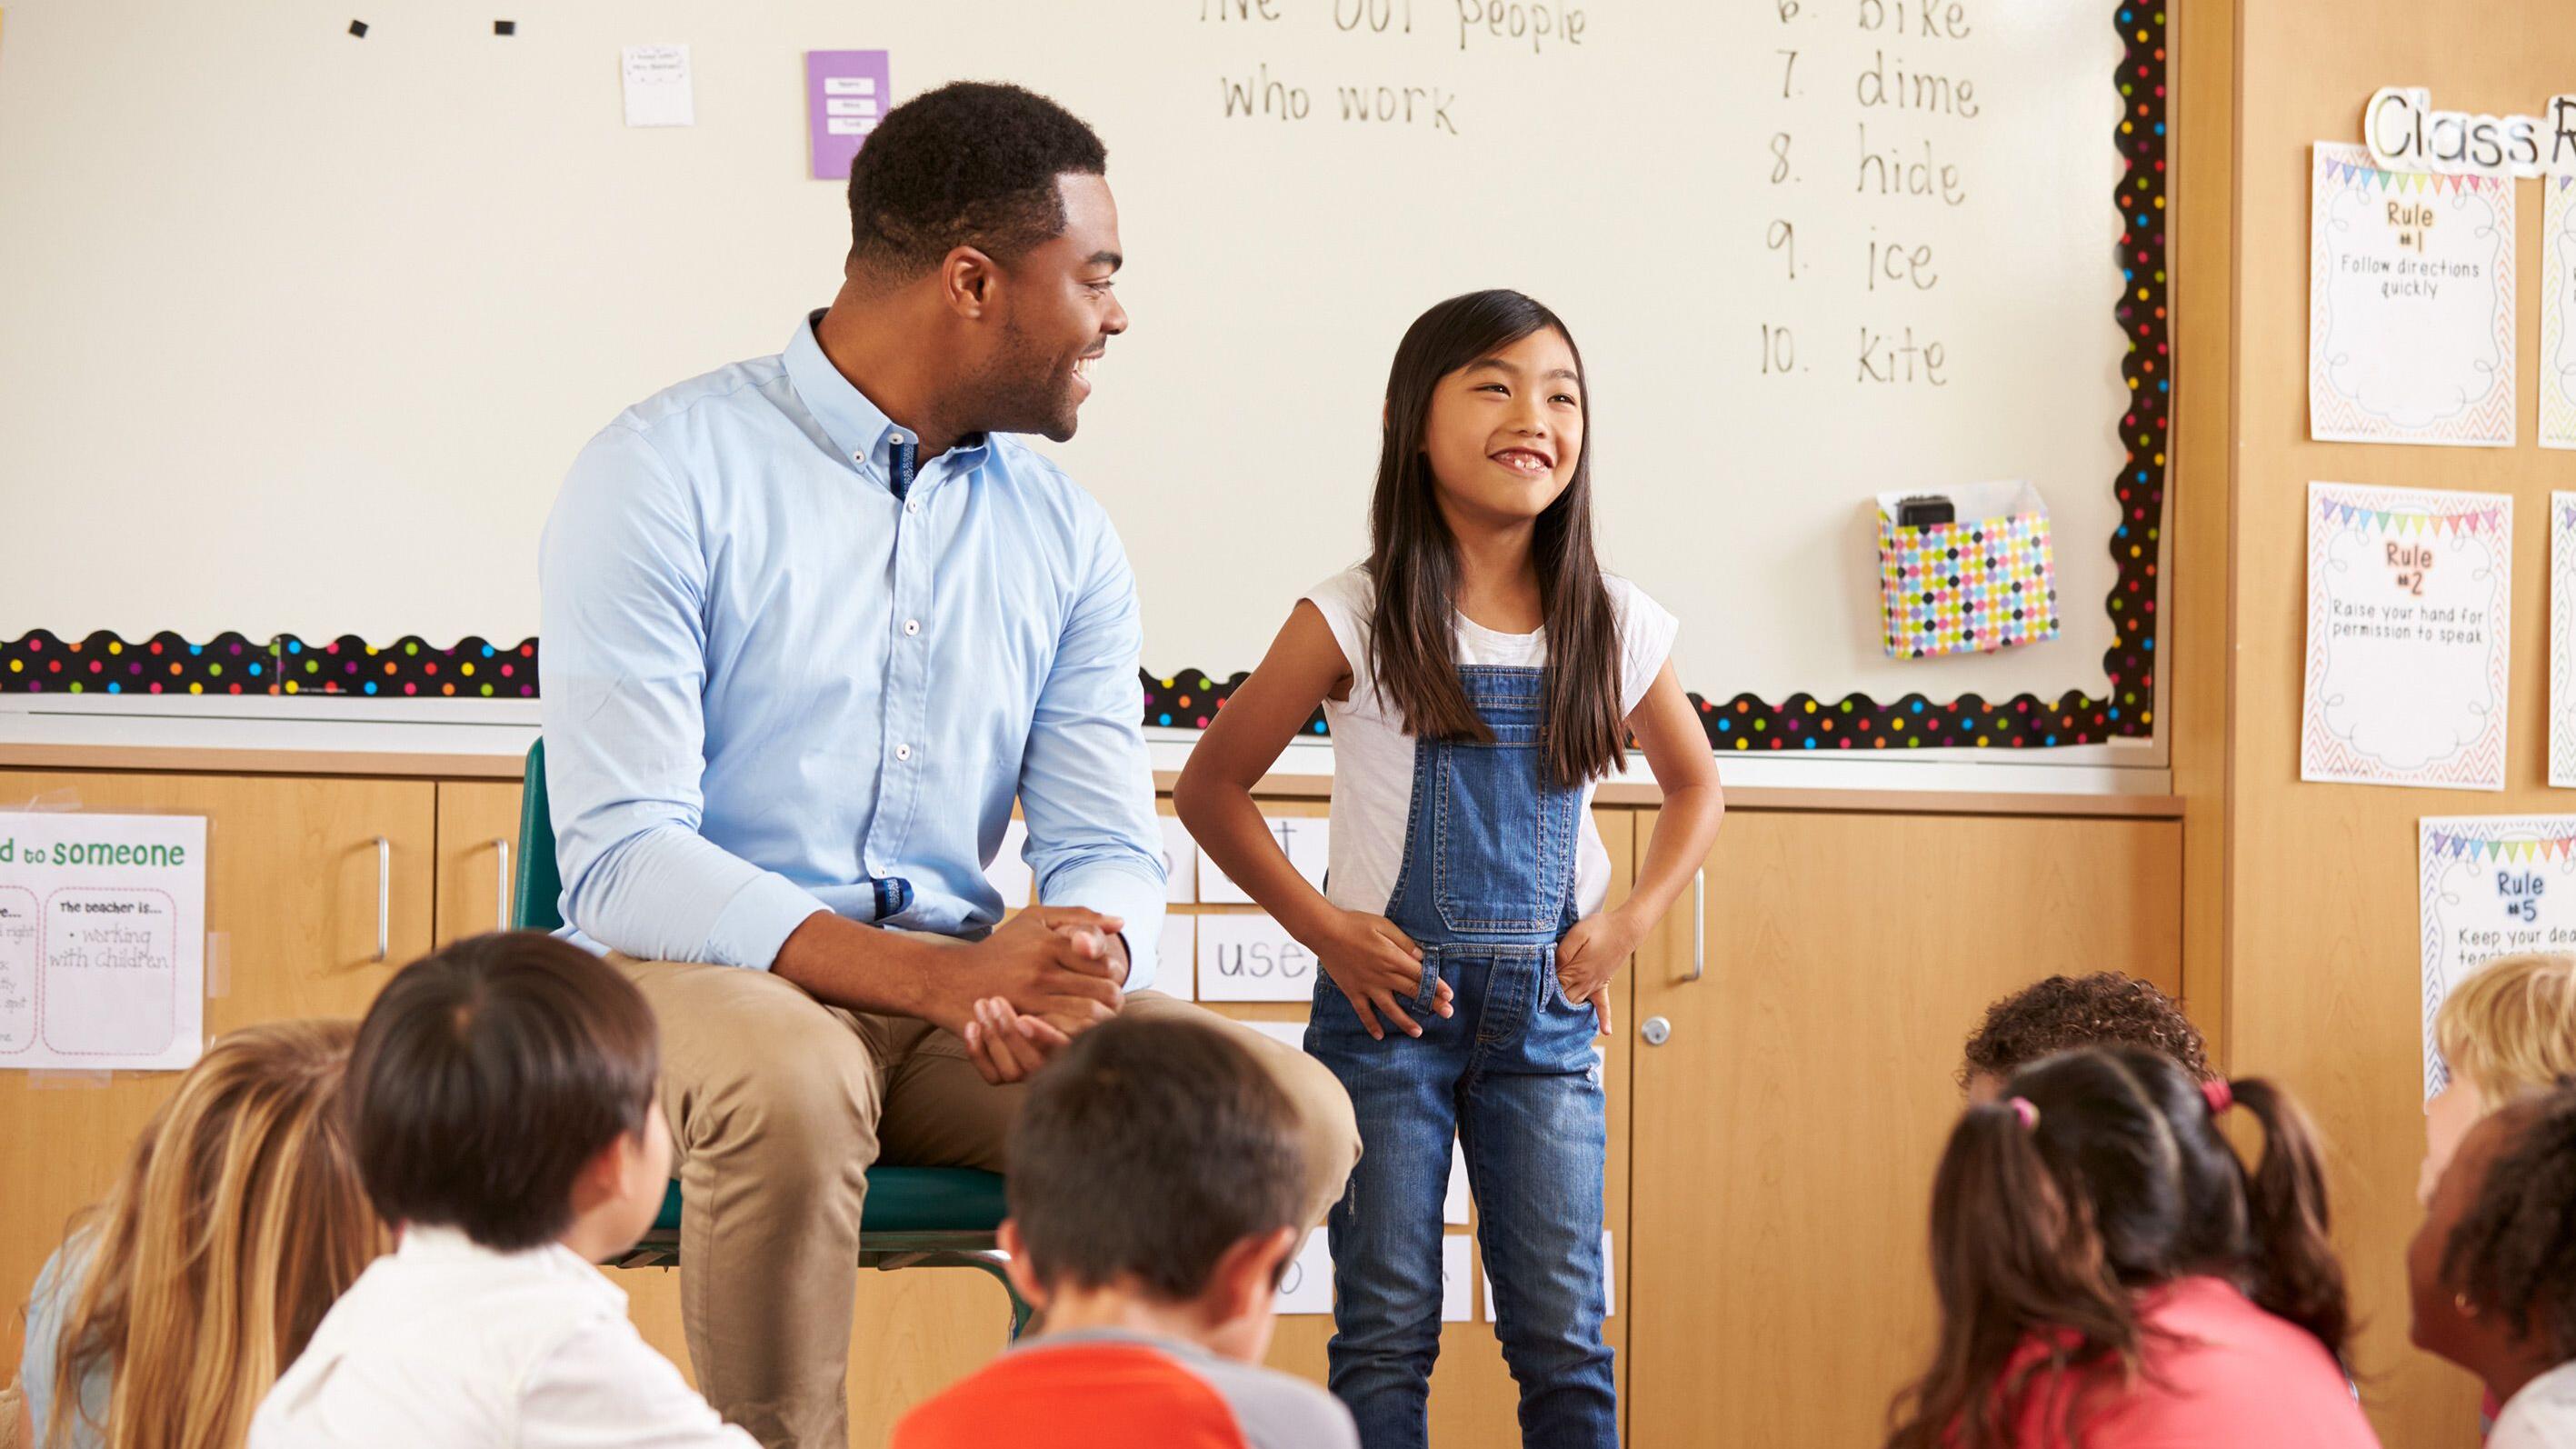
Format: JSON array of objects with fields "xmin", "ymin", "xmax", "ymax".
[
  {"xmin": 1303, "ymin": 567, "xmax": 1678, "ymax": 922},
  {"xmin": 250, "ymin": 1225, "xmax": 755, "ymax": 1449},
  {"xmin": 2492, "ymin": 1360, "xmax": 2576, "ymax": 1449}
]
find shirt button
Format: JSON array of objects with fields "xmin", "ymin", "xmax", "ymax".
[
  {"xmin": 905, "ymin": 499, "xmax": 920, "ymax": 515},
  {"xmin": 894, "ymin": 744, "xmax": 913, "ymax": 762},
  {"xmin": 903, "ymin": 619, "xmax": 921, "ymax": 636}
]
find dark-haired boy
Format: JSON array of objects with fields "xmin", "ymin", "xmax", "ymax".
[
  {"xmin": 894, "ymin": 1016, "xmax": 1358, "ymax": 1449},
  {"xmin": 249, "ymin": 932, "xmax": 755, "ymax": 1447},
  {"xmin": 1958, "ymin": 970, "xmax": 2212, "ymax": 1101}
]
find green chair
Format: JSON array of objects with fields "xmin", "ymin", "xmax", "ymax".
[{"xmin": 514, "ymin": 740, "xmax": 1031, "ymax": 1338}]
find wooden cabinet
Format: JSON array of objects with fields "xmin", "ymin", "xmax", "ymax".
[
  {"xmin": 1623, "ymin": 812, "xmax": 2183, "ymax": 1449},
  {"xmin": 434, "ymin": 781, "xmax": 522, "ymax": 944},
  {"xmin": 0, "ymin": 769, "xmax": 435, "ymax": 1366}
]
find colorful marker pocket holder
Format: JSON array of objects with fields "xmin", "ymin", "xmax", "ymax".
[{"xmin": 1876, "ymin": 481, "xmax": 2060, "ymax": 659}]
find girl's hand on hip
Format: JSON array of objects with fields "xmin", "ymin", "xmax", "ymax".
[
  {"xmin": 1313, "ymin": 910, "xmax": 1449, "ymax": 1042},
  {"xmin": 1556, "ymin": 908, "xmax": 1641, "ymax": 1019}
]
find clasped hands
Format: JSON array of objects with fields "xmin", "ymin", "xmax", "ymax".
[{"xmin": 944, "ymin": 905, "xmax": 1128, "ymax": 1084}]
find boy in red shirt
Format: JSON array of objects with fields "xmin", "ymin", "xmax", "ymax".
[{"xmin": 894, "ymin": 1015, "xmax": 1357, "ymax": 1449}]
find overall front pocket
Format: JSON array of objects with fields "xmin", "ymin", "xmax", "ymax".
[{"xmin": 1431, "ymin": 726, "xmax": 1574, "ymax": 934}]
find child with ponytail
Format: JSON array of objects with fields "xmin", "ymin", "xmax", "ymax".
[{"xmin": 1884, "ymin": 1047, "xmax": 2380, "ymax": 1449}]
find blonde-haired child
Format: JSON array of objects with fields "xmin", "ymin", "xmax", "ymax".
[
  {"xmin": 13, "ymin": 1021, "xmax": 384, "ymax": 1449},
  {"xmin": 2423, "ymin": 952, "xmax": 2576, "ymax": 1204}
]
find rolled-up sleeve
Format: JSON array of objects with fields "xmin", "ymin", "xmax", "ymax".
[
  {"xmin": 539, "ymin": 425, "xmax": 828, "ymax": 969},
  {"xmin": 1017, "ymin": 508, "xmax": 1167, "ymax": 990}
]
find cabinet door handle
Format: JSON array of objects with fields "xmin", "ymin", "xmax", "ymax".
[
  {"xmin": 494, "ymin": 838, "xmax": 513, "ymax": 932},
  {"xmin": 373, "ymin": 836, "xmax": 391, "ymax": 963},
  {"xmin": 1685, "ymin": 869, "xmax": 1705, "ymax": 983}
]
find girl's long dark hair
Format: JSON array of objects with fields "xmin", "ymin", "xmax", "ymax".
[
  {"xmin": 1365, "ymin": 289, "xmax": 1624, "ymax": 790},
  {"xmin": 1887, "ymin": 1050, "xmax": 2175, "ymax": 1449},
  {"xmin": 2114, "ymin": 1048, "xmax": 2351, "ymax": 1359},
  {"xmin": 1887, "ymin": 1048, "xmax": 2349, "ymax": 1449}
]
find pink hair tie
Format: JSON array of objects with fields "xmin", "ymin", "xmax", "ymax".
[
  {"xmin": 2202, "ymin": 1078, "xmax": 2234, "ymax": 1114},
  {"xmin": 2007, "ymin": 1096, "xmax": 2040, "ymax": 1130}
]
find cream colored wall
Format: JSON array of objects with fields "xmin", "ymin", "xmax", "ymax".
[
  {"xmin": 2219, "ymin": 2, "xmax": 2576, "ymax": 1443},
  {"xmin": 0, "ymin": 0, "xmax": 2136, "ymax": 714}
]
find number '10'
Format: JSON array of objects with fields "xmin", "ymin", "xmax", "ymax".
[{"xmin": 1760, "ymin": 325, "xmax": 1796, "ymax": 375}]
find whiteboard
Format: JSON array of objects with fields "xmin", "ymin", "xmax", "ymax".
[{"xmin": 0, "ymin": 0, "xmax": 2138, "ymax": 713}]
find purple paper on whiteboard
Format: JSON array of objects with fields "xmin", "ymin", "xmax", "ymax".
[{"xmin": 806, "ymin": 50, "xmax": 891, "ymax": 181}]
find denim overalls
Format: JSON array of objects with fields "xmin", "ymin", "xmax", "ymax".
[{"xmin": 1303, "ymin": 665, "xmax": 1616, "ymax": 1449}]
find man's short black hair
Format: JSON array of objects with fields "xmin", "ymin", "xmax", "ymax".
[
  {"xmin": 350, "ymin": 931, "xmax": 658, "ymax": 1252},
  {"xmin": 846, "ymin": 81, "xmax": 1107, "ymax": 278},
  {"xmin": 1007, "ymin": 1016, "xmax": 1303, "ymax": 1302},
  {"xmin": 1959, "ymin": 971, "xmax": 2211, "ymax": 1089}
]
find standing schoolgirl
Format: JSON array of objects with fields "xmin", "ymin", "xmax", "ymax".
[{"xmin": 1176, "ymin": 288, "xmax": 1725, "ymax": 1448}]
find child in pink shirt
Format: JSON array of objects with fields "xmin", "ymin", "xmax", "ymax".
[{"xmin": 1883, "ymin": 1047, "xmax": 2381, "ymax": 1449}]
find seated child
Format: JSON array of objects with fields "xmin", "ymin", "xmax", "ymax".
[
  {"xmin": 248, "ymin": 932, "xmax": 754, "ymax": 1447},
  {"xmin": 2418, "ymin": 952, "xmax": 2576, "ymax": 1431},
  {"xmin": 2410, "ymin": 1083, "xmax": 2576, "ymax": 1448},
  {"xmin": 894, "ymin": 1015, "xmax": 1358, "ymax": 1449},
  {"xmin": 1958, "ymin": 971, "xmax": 2211, "ymax": 1101},
  {"xmin": 12, "ymin": 1021, "xmax": 382, "ymax": 1449},
  {"xmin": 2422, "ymin": 952, "xmax": 2576, "ymax": 1204},
  {"xmin": 1885, "ymin": 1046, "xmax": 2379, "ymax": 1449}
]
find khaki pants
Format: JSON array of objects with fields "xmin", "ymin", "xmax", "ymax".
[{"xmin": 609, "ymin": 954, "xmax": 1360, "ymax": 1449}]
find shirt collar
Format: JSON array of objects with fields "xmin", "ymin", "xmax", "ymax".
[
  {"xmin": 783, "ymin": 309, "xmax": 992, "ymax": 483},
  {"xmin": 395, "ymin": 1223, "xmax": 627, "ymax": 1307}
]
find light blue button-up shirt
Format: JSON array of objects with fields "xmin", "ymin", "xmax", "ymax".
[{"xmin": 538, "ymin": 313, "xmax": 1166, "ymax": 987}]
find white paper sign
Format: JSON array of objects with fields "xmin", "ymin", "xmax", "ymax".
[
  {"xmin": 1443, "ymin": 1138, "xmax": 1471, "ymax": 1225},
  {"xmin": 2545, "ymin": 178, "xmax": 2576, "ymax": 450},
  {"xmin": 1243, "ymin": 1019, "xmax": 1308, "ymax": 1051},
  {"xmin": 1200, "ymin": 818, "xmax": 1329, "ymax": 904},
  {"xmin": 1274, "ymin": 1233, "xmax": 1335, "ymax": 1316},
  {"xmin": 1195, "ymin": 914, "xmax": 1320, "ymax": 1003},
  {"xmin": 620, "ymin": 45, "xmax": 695, "ymax": 128},
  {"xmin": 2308, "ymin": 144, "xmax": 2515, "ymax": 447},
  {"xmin": 2419, "ymin": 815, "xmax": 2576, "ymax": 1100},
  {"xmin": 1157, "ymin": 914, "xmax": 1195, "ymax": 1001},
  {"xmin": 2301, "ymin": 483, "xmax": 2511, "ymax": 790},
  {"xmin": 984, "ymin": 819, "xmax": 1033, "ymax": 908},
  {"xmin": 0, "ymin": 813, "xmax": 207, "ymax": 1072},
  {"xmin": 2553, "ymin": 495, "xmax": 2576, "ymax": 788},
  {"xmin": 1160, "ymin": 817, "xmax": 1198, "ymax": 904},
  {"xmin": 1484, "ymin": 1232, "xmax": 1613, "ymax": 1321},
  {"xmin": 1441, "ymin": 1234, "xmax": 1473, "ymax": 1323}
]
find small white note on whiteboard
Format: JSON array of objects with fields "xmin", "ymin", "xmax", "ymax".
[
  {"xmin": 1483, "ymin": 1231, "xmax": 1613, "ymax": 1322},
  {"xmin": 1195, "ymin": 913, "xmax": 1319, "ymax": 1002},
  {"xmin": 1160, "ymin": 816, "xmax": 1197, "ymax": 904},
  {"xmin": 1200, "ymin": 817, "xmax": 1328, "ymax": 904},
  {"xmin": 0, "ymin": 813, "xmax": 207, "ymax": 1073},
  {"xmin": 620, "ymin": 45, "xmax": 695, "ymax": 127},
  {"xmin": 1275, "ymin": 1233, "xmax": 1335, "ymax": 1315},
  {"xmin": 985, "ymin": 819, "xmax": 1032, "ymax": 908},
  {"xmin": 1441, "ymin": 1234, "xmax": 1473, "ymax": 1322},
  {"xmin": 1157, "ymin": 914, "xmax": 1195, "ymax": 1000}
]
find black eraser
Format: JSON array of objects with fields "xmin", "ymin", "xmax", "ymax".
[
  {"xmin": 494, "ymin": 19, "xmax": 516, "ymax": 35},
  {"xmin": 348, "ymin": 18, "xmax": 369, "ymax": 36}
]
